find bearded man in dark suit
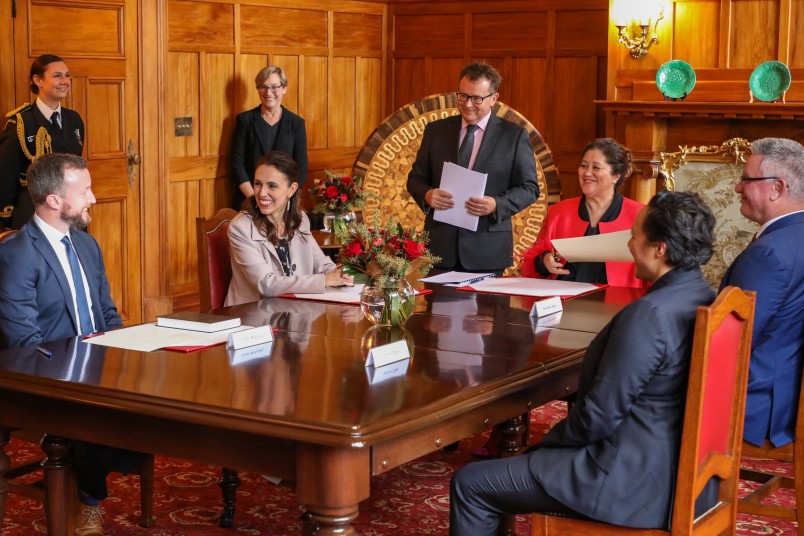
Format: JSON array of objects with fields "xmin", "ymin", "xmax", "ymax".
[{"xmin": 0, "ymin": 153, "xmax": 146, "ymax": 536}]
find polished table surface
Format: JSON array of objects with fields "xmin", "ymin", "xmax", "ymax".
[{"xmin": 0, "ymin": 284, "xmax": 643, "ymax": 535}]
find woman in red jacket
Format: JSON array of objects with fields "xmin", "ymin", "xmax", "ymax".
[{"xmin": 520, "ymin": 138, "xmax": 646, "ymax": 288}]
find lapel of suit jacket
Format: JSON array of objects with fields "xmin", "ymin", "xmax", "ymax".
[
  {"xmin": 57, "ymin": 109, "xmax": 84, "ymax": 155},
  {"xmin": 473, "ymin": 113, "xmax": 500, "ymax": 171},
  {"xmin": 31, "ymin": 104, "xmax": 58, "ymax": 136},
  {"xmin": 71, "ymin": 232, "xmax": 102, "ymax": 325},
  {"xmin": 249, "ymin": 217, "xmax": 281, "ymax": 266},
  {"xmin": 27, "ymin": 222, "xmax": 80, "ymax": 330},
  {"xmin": 250, "ymin": 106, "xmax": 271, "ymax": 155},
  {"xmin": 274, "ymin": 106, "xmax": 289, "ymax": 149}
]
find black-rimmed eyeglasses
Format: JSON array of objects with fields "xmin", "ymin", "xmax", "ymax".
[
  {"xmin": 738, "ymin": 175, "xmax": 778, "ymax": 184},
  {"xmin": 257, "ymin": 84, "xmax": 284, "ymax": 93},
  {"xmin": 456, "ymin": 92, "xmax": 495, "ymax": 105}
]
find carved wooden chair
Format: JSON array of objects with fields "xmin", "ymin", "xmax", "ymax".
[
  {"xmin": 531, "ymin": 286, "xmax": 756, "ymax": 536},
  {"xmin": 660, "ymin": 138, "xmax": 757, "ymax": 288},
  {"xmin": 352, "ymin": 92, "xmax": 560, "ymax": 276},
  {"xmin": 0, "ymin": 230, "xmax": 17, "ymax": 244},
  {"xmin": 196, "ymin": 208, "xmax": 238, "ymax": 311},
  {"xmin": 195, "ymin": 207, "xmax": 242, "ymax": 527},
  {"xmin": 738, "ymin": 373, "xmax": 804, "ymax": 528}
]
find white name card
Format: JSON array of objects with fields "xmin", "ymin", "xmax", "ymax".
[
  {"xmin": 365, "ymin": 339, "xmax": 410, "ymax": 367},
  {"xmin": 228, "ymin": 324, "xmax": 274, "ymax": 350},
  {"xmin": 228, "ymin": 341, "xmax": 274, "ymax": 365},
  {"xmin": 530, "ymin": 311, "xmax": 564, "ymax": 333},
  {"xmin": 530, "ymin": 296, "xmax": 563, "ymax": 318},
  {"xmin": 366, "ymin": 358, "xmax": 409, "ymax": 384}
]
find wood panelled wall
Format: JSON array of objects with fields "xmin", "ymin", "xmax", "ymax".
[
  {"xmin": 165, "ymin": 0, "xmax": 386, "ymax": 309},
  {"xmin": 389, "ymin": 0, "xmax": 609, "ymax": 200},
  {"xmin": 609, "ymin": 0, "xmax": 804, "ymax": 103},
  {"xmin": 605, "ymin": 0, "xmax": 804, "ymax": 203}
]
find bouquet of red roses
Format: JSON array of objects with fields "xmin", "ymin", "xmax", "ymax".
[
  {"xmin": 309, "ymin": 170, "xmax": 371, "ymax": 215},
  {"xmin": 335, "ymin": 214, "xmax": 440, "ymax": 287}
]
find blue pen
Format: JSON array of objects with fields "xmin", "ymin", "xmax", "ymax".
[
  {"xmin": 462, "ymin": 274, "xmax": 495, "ymax": 285},
  {"xmin": 36, "ymin": 346, "xmax": 52, "ymax": 359}
]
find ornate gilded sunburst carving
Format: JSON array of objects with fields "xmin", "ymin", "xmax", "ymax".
[{"xmin": 352, "ymin": 93, "xmax": 560, "ymax": 273}]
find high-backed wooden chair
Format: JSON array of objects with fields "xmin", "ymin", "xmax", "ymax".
[
  {"xmin": 738, "ymin": 374, "xmax": 804, "ymax": 529},
  {"xmin": 196, "ymin": 208, "xmax": 238, "ymax": 311},
  {"xmin": 352, "ymin": 93, "xmax": 560, "ymax": 275},
  {"xmin": 660, "ymin": 138, "xmax": 756, "ymax": 287},
  {"xmin": 0, "ymin": 230, "xmax": 18, "ymax": 244},
  {"xmin": 531, "ymin": 286, "xmax": 756, "ymax": 536},
  {"xmin": 195, "ymin": 207, "xmax": 242, "ymax": 527}
]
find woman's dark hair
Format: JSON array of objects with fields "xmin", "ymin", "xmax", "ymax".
[
  {"xmin": 243, "ymin": 151, "xmax": 303, "ymax": 245},
  {"xmin": 29, "ymin": 54, "xmax": 64, "ymax": 95},
  {"xmin": 581, "ymin": 138, "xmax": 633, "ymax": 187},
  {"xmin": 643, "ymin": 191, "xmax": 715, "ymax": 270}
]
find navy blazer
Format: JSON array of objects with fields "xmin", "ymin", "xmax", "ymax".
[
  {"xmin": 0, "ymin": 104, "xmax": 84, "ymax": 228},
  {"xmin": 230, "ymin": 105, "xmax": 308, "ymax": 209},
  {"xmin": 406, "ymin": 114, "xmax": 539, "ymax": 271},
  {"xmin": 528, "ymin": 268, "xmax": 716, "ymax": 529},
  {"xmin": 0, "ymin": 220, "xmax": 122, "ymax": 348},
  {"xmin": 720, "ymin": 211, "xmax": 804, "ymax": 447}
]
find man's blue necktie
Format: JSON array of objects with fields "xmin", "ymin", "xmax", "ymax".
[{"xmin": 61, "ymin": 236, "xmax": 94, "ymax": 335}]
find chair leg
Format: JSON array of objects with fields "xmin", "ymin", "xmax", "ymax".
[
  {"xmin": 219, "ymin": 468, "xmax": 240, "ymax": 528},
  {"xmin": 137, "ymin": 455, "xmax": 155, "ymax": 528},
  {"xmin": 498, "ymin": 416, "xmax": 527, "ymax": 536},
  {"xmin": 795, "ymin": 449, "xmax": 804, "ymax": 536},
  {"xmin": 0, "ymin": 429, "xmax": 10, "ymax": 532}
]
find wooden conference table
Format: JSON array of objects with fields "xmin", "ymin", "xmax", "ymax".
[{"xmin": 0, "ymin": 283, "xmax": 643, "ymax": 535}]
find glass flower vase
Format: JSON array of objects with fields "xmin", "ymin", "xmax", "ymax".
[
  {"xmin": 332, "ymin": 212, "xmax": 349, "ymax": 236},
  {"xmin": 360, "ymin": 277, "xmax": 416, "ymax": 327}
]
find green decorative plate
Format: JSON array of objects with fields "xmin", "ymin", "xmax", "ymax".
[
  {"xmin": 749, "ymin": 61, "xmax": 791, "ymax": 102},
  {"xmin": 656, "ymin": 60, "xmax": 696, "ymax": 99}
]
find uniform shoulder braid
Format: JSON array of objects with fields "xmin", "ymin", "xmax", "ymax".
[
  {"xmin": 7, "ymin": 104, "xmax": 53, "ymax": 163},
  {"xmin": 5, "ymin": 102, "xmax": 32, "ymax": 119}
]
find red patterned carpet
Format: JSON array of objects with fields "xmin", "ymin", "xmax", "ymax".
[{"xmin": 2, "ymin": 401, "xmax": 797, "ymax": 535}]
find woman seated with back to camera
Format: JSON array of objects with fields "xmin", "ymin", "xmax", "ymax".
[
  {"xmin": 450, "ymin": 191, "xmax": 718, "ymax": 535},
  {"xmin": 224, "ymin": 151, "xmax": 353, "ymax": 306},
  {"xmin": 520, "ymin": 138, "xmax": 647, "ymax": 288}
]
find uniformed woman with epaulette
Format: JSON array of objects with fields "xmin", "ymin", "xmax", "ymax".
[{"xmin": 0, "ymin": 54, "xmax": 84, "ymax": 229}]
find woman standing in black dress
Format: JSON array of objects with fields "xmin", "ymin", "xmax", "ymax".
[{"xmin": 230, "ymin": 65, "xmax": 308, "ymax": 210}]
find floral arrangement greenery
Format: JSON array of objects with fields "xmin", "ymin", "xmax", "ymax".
[
  {"xmin": 309, "ymin": 170, "xmax": 373, "ymax": 215},
  {"xmin": 335, "ymin": 213, "xmax": 440, "ymax": 288}
]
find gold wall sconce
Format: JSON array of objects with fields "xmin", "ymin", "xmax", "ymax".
[{"xmin": 612, "ymin": 0, "xmax": 665, "ymax": 59}]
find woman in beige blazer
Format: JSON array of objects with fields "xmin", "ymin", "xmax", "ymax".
[{"xmin": 225, "ymin": 151, "xmax": 352, "ymax": 305}]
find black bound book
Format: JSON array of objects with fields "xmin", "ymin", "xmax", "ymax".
[{"xmin": 156, "ymin": 311, "xmax": 241, "ymax": 333}]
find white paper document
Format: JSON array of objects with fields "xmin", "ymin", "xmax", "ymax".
[
  {"xmin": 552, "ymin": 230, "xmax": 634, "ymax": 263},
  {"xmin": 283, "ymin": 284, "xmax": 365, "ymax": 304},
  {"xmin": 85, "ymin": 323, "xmax": 251, "ymax": 352},
  {"xmin": 464, "ymin": 277, "xmax": 599, "ymax": 297},
  {"xmin": 419, "ymin": 271, "xmax": 495, "ymax": 285},
  {"xmin": 433, "ymin": 162, "xmax": 488, "ymax": 231}
]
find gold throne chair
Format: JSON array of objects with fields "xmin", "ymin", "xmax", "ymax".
[
  {"xmin": 352, "ymin": 93, "xmax": 560, "ymax": 274},
  {"xmin": 660, "ymin": 138, "xmax": 758, "ymax": 287}
]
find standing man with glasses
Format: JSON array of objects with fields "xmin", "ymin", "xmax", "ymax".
[
  {"xmin": 230, "ymin": 65, "xmax": 308, "ymax": 210},
  {"xmin": 0, "ymin": 152, "xmax": 148, "ymax": 535},
  {"xmin": 720, "ymin": 137, "xmax": 804, "ymax": 449},
  {"xmin": 407, "ymin": 62, "xmax": 539, "ymax": 274}
]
